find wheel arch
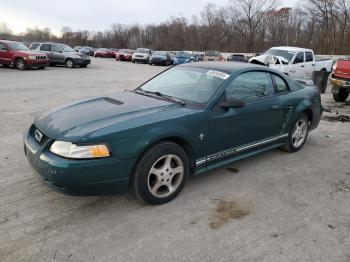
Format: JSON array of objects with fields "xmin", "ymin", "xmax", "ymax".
[{"xmin": 136, "ymin": 136, "xmax": 196, "ymax": 173}]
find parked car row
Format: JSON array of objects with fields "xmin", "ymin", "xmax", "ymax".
[{"xmin": 0, "ymin": 40, "xmax": 91, "ymax": 70}]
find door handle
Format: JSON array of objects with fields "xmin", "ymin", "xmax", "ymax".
[
  {"xmin": 272, "ymin": 105, "xmax": 280, "ymax": 110},
  {"xmin": 301, "ymin": 65, "xmax": 305, "ymax": 67}
]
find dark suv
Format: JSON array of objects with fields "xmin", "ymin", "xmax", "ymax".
[{"xmin": 30, "ymin": 42, "xmax": 91, "ymax": 68}]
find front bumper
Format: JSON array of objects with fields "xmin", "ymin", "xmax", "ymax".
[
  {"xmin": 150, "ymin": 59, "xmax": 167, "ymax": 65},
  {"xmin": 27, "ymin": 60, "xmax": 49, "ymax": 68},
  {"xmin": 74, "ymin": 58, "xmax": 91, "ymax": 66},
  {"xmin": 23, "ymin": 126, "xmax": 134, "ymax": 195}
]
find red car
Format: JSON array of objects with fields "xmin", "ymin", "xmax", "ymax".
[
  {"xmin": 0, "ymin": 40, "xmax": 49, "ymax": 70},
  {"xmin": 329, "ymin": 59, "xmax": 350, "ymax": 102},
  {"xmin": 94, "ymin": 48, "xmax": 117, "ymax": 58},
  {"xmin": 116, "ymin": 49, "xmax": 133, "ymax": 61}
]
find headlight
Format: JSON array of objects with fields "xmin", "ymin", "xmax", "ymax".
[
  {"xmin": 28, "ymin": 55, "xmax": 37, "ymax": 60},
  {"xmin": 50, "ymin": 141, "xmax": 110, "ymax": 159}
]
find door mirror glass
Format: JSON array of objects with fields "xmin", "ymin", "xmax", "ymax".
[{"xmin": 219, "ymin": 95, "xmax": 245, "ymax": 109}]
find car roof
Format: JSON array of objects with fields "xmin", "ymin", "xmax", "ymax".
[
  {"xmin": 270, "ymin": 46, "xmax": 313, "ymax": 52},
  {"xmin": 0, "ymin": 40, "xmax": 19, "ymax": 44},
  {"xmin": 178, "ymin": 62, "xmax": 268, "ymax": 74}
]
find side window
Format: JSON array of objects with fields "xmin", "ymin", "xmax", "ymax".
[
  {"xmin": 0, "ymin": 43, "xmax": 7, "ymax": 51},
  {"xmin": 30, "ymin": 43, "xmax": 39, "ymax": 50},
  {"xmin": 51, "ymin": 45, "xmax": 61, "ymax": 52},
  {"xmin": 226, "ymin": 71, "xmax": 274, "ymax": 103},
  {"xmin": 305, "ymin": 52, "xmax": 313, "ymax": 62},
  {"xmin": 272, "ymin": 74, "xmax": 289, "ymax": 93},
  {"xmin": 293, "ymin": 52, "xmax": 304, "ymax": 64},
  {"xmin": 40, "ymin": 44, "xmax": 50, "ymax": 52}
]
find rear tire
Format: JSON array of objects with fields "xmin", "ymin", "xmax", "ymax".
[
  {"xmin": 333, "ymin": 89, "xmax": 349, "ymax": 102},
  {"xmin": 15, "ymin": 59, "xmax": 27, "ymax": 70},
  {"xmin": 132, "ymin": 59, "xmax": 135, "ymax": 63},
  {"xmin": 130, "ymin": 142, "xmax": 189, "ymax": 205},
  {"xmin": 281, "ymin": 114, "xmax": 309, "ymax": 152}
]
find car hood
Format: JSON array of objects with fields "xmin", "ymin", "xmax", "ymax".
[
  {"xmin": 16, "ymin": 50, "xmax": 46, "ymax": 56},
  {"xmin": 249, "ymin": 54, "xmax": 289, "ymax": 66},
  {"xmin": 34, "ymin": 91, "xmax": 179, "ymax": 142}
]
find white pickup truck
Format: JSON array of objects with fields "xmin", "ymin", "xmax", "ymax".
[{"xmin": 249, "ymin": 46, "xmax": 333, "ymax": 79}]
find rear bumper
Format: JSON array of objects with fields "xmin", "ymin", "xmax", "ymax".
[
  {"xmin": 23, "ymin": 126, "xmax": 134, "ymax": 195},
  {"xmin": 329, "ymin": 76, "xmax": 350, "ymax": 93}
]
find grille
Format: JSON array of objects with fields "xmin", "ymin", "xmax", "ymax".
[
  {"xmin": 36, "ymin": 56, "xmax": 47, "ymax": 60},
  {"xmin": 29, "ymin": 125, "xmax": 49, "ymax": 145}
]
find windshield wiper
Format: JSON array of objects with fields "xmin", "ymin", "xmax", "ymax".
[{"xmin": 135, "ymin": 89, "xmax": 186, "ymax": 106}]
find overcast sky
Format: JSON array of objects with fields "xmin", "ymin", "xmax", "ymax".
[{"xmin": 1, "ymin": 0, "xmax": 299, "ymax": 35}]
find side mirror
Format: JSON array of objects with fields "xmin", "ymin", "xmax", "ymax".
[
  {"xmin": 0, "ymin": 47, "xmax": 7, "ymax": 51},
  {"xmin": 219, "ymin": 96, "xmax": 245, "ymax": 109}
]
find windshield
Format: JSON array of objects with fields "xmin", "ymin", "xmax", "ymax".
[
  {"xmin": 119, "ymin": 49, "xmax": 132, "ymax": 54},
  {"xmin": 153, "ymin": 51, "xmax": 167, "ymax": 56},
  {"xmin": 264, "ymin": 49, "xmax": 295, "ymax": 62},
  {"xmin": 205, "ymin": 50, "xmax": 220, "ymax": 57},
  {"xmin": 7, "ymin": 42, "xmax": 30, "ymax": 51},
  {"xmin": 138, "ymin": 67, "xmax": 229, "ymax": 105},
  {"xmin": 136, "ymin": 48, "xmax": 149, "ymax": 53},
  {"xmin": 59, "ymin": 44, "xmax": 75, "ymax": 52},
  {"xmin": 176, "ymin": 52, "xmax": 189, "ymax": 58}
]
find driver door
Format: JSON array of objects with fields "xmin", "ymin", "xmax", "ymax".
[{"xmin": 208, "ymin": 71, "xmax": 286, "ymax": 161}]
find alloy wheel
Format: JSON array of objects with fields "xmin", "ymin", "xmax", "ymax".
[
  {"xmin": 147, "ymin": 154, "xmax": 184, "ymax": 198},
  {"xmin": 292, "ymin": 119, "xmax": 308, "ymax": 148}
]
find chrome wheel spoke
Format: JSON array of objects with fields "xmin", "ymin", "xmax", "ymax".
[
  {"xmin": 150, "ymin": 166, "xmax": 162, "ymax": 179},
  {"xmin": 171, "ymin": 167, "xmax": 183, "ymax": 176}
]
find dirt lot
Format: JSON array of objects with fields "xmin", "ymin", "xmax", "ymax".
[{"xmin": 0, "ymin": 58, "xmax": 349, "ymax": 262}]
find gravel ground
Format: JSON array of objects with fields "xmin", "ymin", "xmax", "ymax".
[{"xmin": 0, "ymin": 58, "xmax": 349, "ymax": 262}]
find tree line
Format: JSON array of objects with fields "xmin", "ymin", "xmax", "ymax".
[{"xmin": 1, "ymin": 0, "xmax": 350, "ymax": 55}]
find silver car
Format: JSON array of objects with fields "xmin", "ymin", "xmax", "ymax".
[{"xmin": 30, "ymin": 42, "xmax": 91, "ymax": 68}]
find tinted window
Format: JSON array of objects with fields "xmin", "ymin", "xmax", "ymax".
[
  {"xmin": 0, "ymin": 43, "xmax": 7, "ymax": 51},
  {"xmin": 294, "ymin": 52, "xmax": 304, "ymax": 64},
  {"xmin": 226, "ymin": 72, "xmax": 274, "ymax": 103},
  {"xmin": 305, "ymin": 52, "xmax": 313, "ymax": 62},
  {"xmin": 272, "ymin": 74, "xmax": 289, "ymax": 93},
  {"xmin": 40, "ymin": 44, "xmax": 50, "ymax": 52},
  {"xmin": 51, "ymin": 45, "xmax": 61, "ymax": 52}
]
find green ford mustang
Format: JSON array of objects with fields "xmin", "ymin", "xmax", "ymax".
[{"xmin": 24, "ymin": 62, "xmax": 322, "ymax": 204}]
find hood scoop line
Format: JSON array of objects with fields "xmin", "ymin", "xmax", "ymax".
[{"xmin": 104, "ymin": 97, "xmax": 124, "ymax": 105}]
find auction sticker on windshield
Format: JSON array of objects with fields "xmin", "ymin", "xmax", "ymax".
[{"xmin": 207, "ymin": 70, "xmax": 230, "ymax": 80}]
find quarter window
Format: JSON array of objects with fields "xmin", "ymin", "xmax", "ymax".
[
  {"xmin": 272, "ymin": 74, "xmax": 289, "ymax": 93},
  {"xmin": 40, "ymin": 44, "xmax": 50, "ymax": 52},
  {"xmin": 226, "ymin": 72, "xmax": 274, "ymax": 103},
  {"xmin": 294, "ymin": 52, "xmax": 304, "ymax": 64}
]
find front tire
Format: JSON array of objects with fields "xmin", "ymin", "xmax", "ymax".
[
  {"xmin": 131, "ymin": 142, "xmax": 189, "ymax": 205},
  {"xmin": 333, "ymin": 89, "xmax": 349, "ymax": 102},
  {"xmin": 15, "ymin": 59, "xmax": 27, "ymax": 70},
  {"xmin": 281, "ymin": 114, "xmax": 309, "ymax": 152},
  {"xmin": 66, "ymin": 59, "xmax": 75, "ymax": 68}
]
